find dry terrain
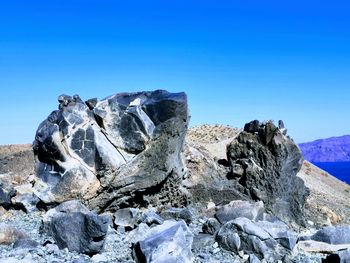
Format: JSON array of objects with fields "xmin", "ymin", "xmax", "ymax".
[
  {"xmin": 1, "ymin": 125, "xmax": 350, "ymax": 228},
  {"xmin": 186, "ymin": 124, "xmax": 350, "ymax": 227}
]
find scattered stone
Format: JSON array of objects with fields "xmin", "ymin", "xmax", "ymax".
[
  {"xmin": 192, "ymin": 233, "xmax": 215, "ymax": 252},
  {"xmin": 255, "ymin": 220, "xmax": 297, "ymax": 250},
  {"xmin": 311, "ymin": 225, "xmax": 350, "ymax": 244},
  {"xmin": 134, "ymin": 220, "xmax": 193, "ymax": 263},
  {"xmin": 160, "ymin": 207, "xmax": 193, "ymax": 224},
  {"xmin": 231, "ymin": 218, "xmax": 271, "ymax": 241},
  {"xmin": 13, "ymin": 238, "xmax": 39, "ymax": 249},
  {"xmin": 126, "ymin": 223, "xmax": 151, "ymax": 244},
  {"xmin": 45, "ymin": 243, "xmax": 60, "ymax": 254},
  {"xmin": 212, "ymin": 247, "xmax": 220, "ymax": 254},
  {"xmin": 140, "ymin": 209, "xmax": 164, "ymax": 226},
  {"xmin": 0, "ymin": 223, "xmax": 26, "ymax": 245},
  {"xmin": 11, "ymin": 184, "xmax": 39, "ymax": 213},
  {"xmin": 216, "ymin": 223, "xmax": 241, "ymax": 252},
  {"xmin": 113, "ymin": 208, "xmax": 139, "ymax": 229},
  {"xmin": 91, "ymin": 253, "xmax": 108, "ymax": 263},
  {"xmin": 202, "ymin": 217, "xmax": 221, "ymax": 235},
  {"xmin": 215, "ymin": 200, "xmax": 264, "ymax": 224}
]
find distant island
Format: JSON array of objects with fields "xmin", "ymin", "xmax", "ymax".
[
  {"xmin": 299, "ymin": 135, "xmax": 350, "ymax": 184},
  {"xmin": 299, "ymin": 135, "xmax": 350, "ymax": 162}
]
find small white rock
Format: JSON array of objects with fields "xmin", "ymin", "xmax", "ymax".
[
  {"xmin": 91, "ymin": 254, "xmax": 108, "ymax": 263},
  {"xmin": 207, "ymin": 201, "xmax": 216, "ymax": 210},
  {"xmin": 307, "ymin": 220, "xmax": 314, "ymax": 226},
  {"xmin": 212, "ymin": 242, "xmax": 219, "ymax": 248},
  {"xmin": 212, "ymin": 247, "xmax": 220, "ymax": 254}
]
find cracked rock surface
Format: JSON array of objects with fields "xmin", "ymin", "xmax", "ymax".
[{"xmin": 33, "ymin": 90, "xmax": 189, "ymax": 211}]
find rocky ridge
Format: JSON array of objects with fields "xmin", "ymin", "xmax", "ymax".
[{"xmin": 1, "ymin": 90, "xmax": 350, "ymax": 262}]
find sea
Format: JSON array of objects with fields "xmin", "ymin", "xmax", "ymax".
[{"xmin": 313, "ymin": 162, "xmax": 350, "ymax": 185}]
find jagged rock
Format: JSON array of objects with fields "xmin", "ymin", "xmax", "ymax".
[
  {"xmin": 215, "ymin": 200, "xmax": 264, "ymax": 224},
  {"xmin": 311, "ymin": 226, "xmax": 350, "ymax": 245},
  {"xmin": 126, "ymin": 223, "xmax": 151, "ymax": 244},
  {"xmin": 11, "ymin": 184, "xmax": 39, "ymax": 213},
  {"xmin": 215, "ymin": 217, "xmax": 294, "ymax": 261},
  {"xmin": 230, "ymin": 217, "xmax": 271, "ymax": 240},
  {"xmin": 51, "ymin": 212, "xmax": 109, "ymax": 255},
  {"xmin": 140, "ymin": 209, "xmax": 164, "ymax": 226},
  {"xmin": 227, "ymin": 120, "xmax": 309, "ymax": 225},
  {"xmin": 202, "ymin": 218, "xmax": 221, "ymax": 235},
  {"xmin": 0, "ymin": 184, "xmax": 15, "ymax": 209},
  {"xmin": 216, "ymin": 225, "xmax": 241, "ymax": 252},
  {"xmin": 33, "ymin": 90, "xmax": 189, "ymax": 211},
  {"xmin": 113, "ymin": 208, "xmax": 140, "ymax": 229},
  {"xmin": 42, "ymin": 200, "xmax": 109, "ymax": 254},
  {"xmin": 42, "ymin": 200, "xmax": 91, "ymax": 230},
  {"xmin": 249, "ymin": 254, "xmax": 261, "ymax": 263},
  {"xmin": 134, "ymin": 220, "xmax": 193, "ymax": 263},
  {"xmin": 247, "ymin": 235, "xmax": 275, "ymax": 261},
  {"xmin": 160, "ymin": 207, "xmax": 193, "ymax": 224},
  {"xmin": 255, "ymin": 220, "xmax": 297, "ymax": 250},
  {"xmin": 85, "ymin": 98, "xmax": 98, "ymax": 110}
]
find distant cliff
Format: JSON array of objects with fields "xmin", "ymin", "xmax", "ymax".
[{"xmin": 299, "ymin": 135, "xmax": 350, "ymax": 162}]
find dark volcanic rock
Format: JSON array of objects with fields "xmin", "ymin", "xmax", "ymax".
[
  {"xmin": 51, "ymin": 212, "xmax": 109, "ymax": 255},
  {"xmin": 227, "ymin": 120, "xmax": 309, "ymax": 225},
  {"xmin": 33, "ymin": 90, "xmax": 189, "ymax": 211},
  {"xmin": 0, "ymin": 184, "xmax": 15, "ymax": 209},
  {"xmin": 42, "ymin": 200, "xmax": 109, "ymax": 255},
  {"xmin": 160, "ymin": 207, "xmax": 193, "ymax": 224},
  {"xmin": 311, "ymin": 226, "xmax": 350, "ymax": 244},
  {"xmin": 202, "ymin": 218, "xmax": 221, "ymax": 235}
]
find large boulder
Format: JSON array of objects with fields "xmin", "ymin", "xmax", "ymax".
[
  {"xmin": 227, "ymin": 120, "xmax": 309, "ymax": 225},
  {"xmin": 33, "ymin": 90, "xmax": 189, "ymax": 211}
]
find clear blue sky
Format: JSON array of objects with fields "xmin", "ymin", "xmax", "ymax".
[{"xmin": 0, "ymin": 0, "xmax": 349, "ymax": 144}]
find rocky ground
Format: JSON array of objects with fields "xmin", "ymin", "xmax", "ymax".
[{"xmin": 1, "ymin": 91, "xmax": 350, "ymax": 263}]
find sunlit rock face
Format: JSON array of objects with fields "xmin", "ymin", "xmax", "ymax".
[
  {"xmin": 227, "ymin": 120, "xmax": 309, "ymax": 226},
  {"xmin": 33, "ymin": 90, "xmax": 189, "ymax": 211}
]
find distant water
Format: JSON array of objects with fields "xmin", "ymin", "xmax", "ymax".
[{"xmin": 313, "ymin": 162, "xmax": 350, "ymax": 184}]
